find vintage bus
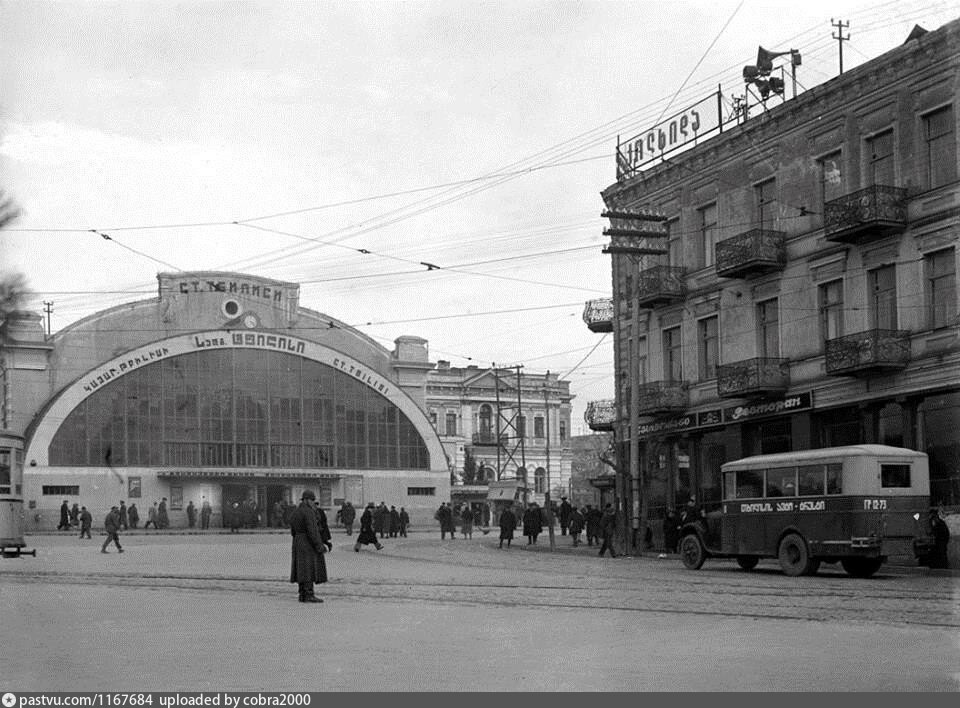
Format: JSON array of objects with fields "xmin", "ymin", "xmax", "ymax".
[{"xmin": 678, "ymin": 445, "xmax": 930, "ymax": 578}]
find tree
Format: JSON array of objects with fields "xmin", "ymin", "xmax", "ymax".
[{"xmin": 462, "ymin": 449, "xmax": 478, "ymax": 485}]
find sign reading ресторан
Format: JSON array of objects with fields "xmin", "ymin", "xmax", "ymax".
[
  {"xmin": 722, "ymin": 392, "xmax": 812, "ymax": 423},
  {"xmin": 634, "ymin": 392, "xmax": 812, "ymax": 439}
]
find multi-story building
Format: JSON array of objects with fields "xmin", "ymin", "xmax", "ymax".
[
  {"xmin": 425, "ymin": 361, "xmax": 573, "ymax": 515},
  {"xmin": 585, "ymin": 19, "xmax": 960, "ymax": 550}
]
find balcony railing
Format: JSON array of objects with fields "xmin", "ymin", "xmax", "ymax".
[
  {"xmin": 716, "ymin": 358, "xmax": 789, "ymax": 398},
  {"xmin": 583, "ymin": 298, "xmax": 614, "ymax": 333},
  {"xmin": 823, "ymin": 185, "xmax": 908, "ymax": 244},
  {"xmin": 637, "ymin": 381, "xmax": 688, "ymax": 416},
  {"xmin": 824, "ymin": 329, "xmax": 911, "ymax": 376},
  {"xmin": 634, "ymin": 265, "xmax": 686, "ymax": 307},
  {"xmin": 471, "ymin": 432, "xmax": 507, "ymax": 446},
  {"xmin": 715, "ymin": 229, "xmax": 786, "ymax": 279},
  {"xmin": 585, "ymin": 400, "xmax": 617, "ymax": 431}
]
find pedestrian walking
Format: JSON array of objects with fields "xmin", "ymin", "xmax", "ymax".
[
  {"xmin": 200, "ymin": 498, "xmax": 212, "ymax": 529},
  {"xmin": 70, "ymin": 503, "xmax": 80, "ymax": 528},
  {"xmin": 186, "ymin": 501, "xmax": 196, "ymax": 528},
  {"xmin": 389, "ymin": 506, "xmax": 401, "ymax": 538},
  {"xmin": 128, "ymin": 503, "xmax": 139, "ymax": 529},
  {"xmin": 929, "ymin": 508, "xmax": 951, "ymax": 569},
  {"xmin": 435, "ymin": 502, "xmax": 455, "ymax": 540},
  {"xmin": 461, "ymin": 505, "xmax": 474, "ymax": 539},
  {"xmin": 522, "ymin": 503, "xmax": 542, "ymax": 545},
  {"xmin": 57, "ymin": 500, "xmax": 70, "ymax": 530},
  {"xmin": 229, "ymin": 501, "xmax": 241, "ymax": 533},
  {"xmin": 598, "ymin": 503, "xmax": 618, "ymax": 558},
  {"xmin": 118, "ymin": 500, "xmax": 128, "ymax": 530},
  {"xmin": 79, "ymin": 506, "xmax": 92, "ymax": 539},
  {"xmin": 399, "ymin": 507, "xmax": 409, "ymax": 537},
  {"xmin": 288, "ymin": 490, "xmax": 326, "ymax": 603},
  {"xmin": 585, "ymin": 504, "xmax": 602, "ymax": 546},
  {"xmin": 338, "ymin": 501, "xmax": 356, "ymax": 535},
  {"xmin": 498, "ymin": 506, "xmax": 517, "ymax": 549},
  {"xmin": 157, "ymin": 497, "xmax": 169, "ymax": 529},
  {"xmin": 144, "ymin": 502, "xmax": 158, "ymax": 529},
  {"xmin": 568, "ymin": 506, "xmax": 584, "ymax": 547},
  {"xmin": 558, "ymin": 497, "xmax": 572, "ymax": 536},
  {"xmin": 354, "ymin": 502, "xmax": 384, "ymax": 552},
  {"xmin": 101, "ymin": 506, "xmax": 124, "ymax": 553}
]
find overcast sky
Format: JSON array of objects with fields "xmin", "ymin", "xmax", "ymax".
[{"xmin": 1, "ymin": 0, "xmax": 956, "ymax": 432}]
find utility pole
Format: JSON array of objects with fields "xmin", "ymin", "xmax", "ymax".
[
  {"xmin": 831, "ymin": 19, "xmax": 850, "ymax": 75},
  {"xmin": 543, "ymin": 373, "xmax": 555, "ymax": 550},
  {"xmin": 42, "ymin": 301, "xmax": 53, "ymax": 337}
]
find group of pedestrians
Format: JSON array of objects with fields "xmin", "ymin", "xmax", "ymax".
[
  {"xmin": 336, "ymin": 501, "xmax": 409, "ymax": 539},
  {"xmin": 495, "ymin": 500, "xmax": 618, "ymax": 557}
]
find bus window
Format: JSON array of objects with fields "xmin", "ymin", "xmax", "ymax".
[
  {"xmin": 723, "ymin": 471, "xmax": 737, "ymax": 500},
  {"xmin": 881, "ymin": 464, "xmax": 911, "ymax": 488},
  {"xmin": 766, "ymin": 467, "xmax": 796, "ymax": 498},
  {"xmin": 826, "ymin": 463, "xmax": 842, "ymax": 494},
  {"xmin": 736, "ymin": 470, "xmax": 764, "ymax": 499},
  {"xmin": 0, "ymin": 449, "xmax": 10, "ymax": 494},
  {"xmin": 798, "ymin": 466, "xmax": 824, "ymax": 496}
]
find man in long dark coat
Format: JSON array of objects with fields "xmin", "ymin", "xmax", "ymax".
[
  {"xmin": 57, "ymin": 500, "xmax": 70, "ymax": 530},
  {"xmin": 568, "ymin": 506, "xmax": 585, "ymax": 547},
  {"xmin": 558, "ymin": 497, "xmax": 573, "ymax": 536},
  {"xmin": 101, "ymin": 506, "xmax": 124, "ymax": 553},
  {"xmin": 353, "ymin": 502, "xmax": 384, "ymax": 552},
  {"xmin": 584, "ymin": 504, "xmax": 602, "ymax": 546},
  {"xmin": 118, "ymin": 501, "xmax": 128, "ymax": 530},
  {"xmin": 289, "ymin": 490, "xmax": 326, "ymax": 603},
  {"xmin": 522, "ymin": 503, "xmax": 542, "ymax": 545},
  {"xmin": 598, "ymin": 503, "xmax": 618, "ymax": 558},
  {"xmin": 338, "ymin": 502, "xmax": 356, "ymax": 535},
  {"xmin": 157, "ymin": 497, "xmax": 169, "ymax": 529},
  {"xmin": 498, "ymin": 506, "xmax": 517, "ymax": 549}
]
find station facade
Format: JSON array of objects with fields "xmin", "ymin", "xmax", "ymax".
[{"xmin": 2, "ymin": 271, "xmax": 449, "ymax": 529}]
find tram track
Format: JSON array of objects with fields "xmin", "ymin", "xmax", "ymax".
[{"xmin": 3, "ymin": 568, "xmax": 958, "ymax": 629}]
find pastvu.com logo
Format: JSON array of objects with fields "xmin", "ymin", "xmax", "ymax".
[{"xmin": 2, "ymin": 693, "xmax": 17, "ymax": 707}]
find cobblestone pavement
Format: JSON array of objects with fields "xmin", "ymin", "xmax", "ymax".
[{"xmin": 3, "ymin": 531, "xmax": 959, "ymax": 691}]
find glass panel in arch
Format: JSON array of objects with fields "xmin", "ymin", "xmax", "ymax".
[
  {"xmin": 50, "ymin": 399, "xmax": 89, "ymax": 465},
  {"xmin": 234, "ymin": 349, "xmax": 268, "ymax": 446},
  {"xmin": 269, "ymin": 353, "xmax": 301, "ymax": 445}
]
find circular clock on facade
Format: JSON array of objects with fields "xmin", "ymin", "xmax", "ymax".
[{"xmin": 242, "ymin": 313, "xmax": 259, "ymax": 329}]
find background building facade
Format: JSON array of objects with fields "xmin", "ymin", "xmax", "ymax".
[{"xmin": 586, "ymin": 18, "xmax": 960, "ymax": 551}]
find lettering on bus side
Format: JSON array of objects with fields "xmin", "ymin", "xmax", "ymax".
[
  {"xmin": 863, "ymin": 499, "xmax": 887, "ymax": 510},
  {"xmin": 739, "ymin": 500, "xmax": 826, "ymax": 513}
]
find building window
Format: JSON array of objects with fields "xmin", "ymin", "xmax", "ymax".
[
  {"xmin": 755, "ymin": 178, "xmax": 777, "ymax": 229},
  {"xmin": 516, "ymin": 415, "xmax": 526, "ymax": 439},
  {"xmin": 478, "ymin": 404, "xmax": 492, "ymax": 435},
  {"xmin": 663, "ymin": 326, "xmax": 682, "ymax": 382},
  {"xmin": 666, "ymin": 216, "xmax": 681, "ymax": 267},
  {"xmin": 407, "ymin": 487, "xmax": 436, "ymax": 496},
  {"xmin": 534, "ymin": 467, "xmax": 546, "ymax": 494},
  {"xmin": 818, "ymin": 151, "xmax": 843, "ymax": 206},
  {"xmin": 757, "ymin": 299, "xmax": 780, "ymax": 358},
  {"xmin": 444, "ymin": 412, "xmax": 458, "ymax": 437},
  {"xmin": 559, "ymin": 421, "xmax": 566, "ymax": 441},
  {"xmin": 818, "ymin": 280, "xmax": 844, "ymax": 342},
  {"xmin": 927, "ymin": 248, "xmax": 957, "ymax": 329},
  {"xmin": 924, "ymin": 105, "xmax": 956, "ymax": 189},
  {"xmin": 534, "ymin": 416, "xmax": 545, "ymax": 439},
  {"xmin": 867, "ymin": 129, "xmax": 894, "ymax": 185},
  {"xmin": 698, "ymin": 316, "xmax": 719, "ymax": 380},
  {"xmin": 698, "ymin": 203, "xmax": 717, "ymax": 269},
  {"xmin": 869, "ymin": 265, "xmax": 898, "ymax": 330},
  {"xmin": 0, "ymin": 449, "xmax": 10, "ymax": 494},
  {"xmin": 170, "ymin": 485, "xmax": 183, "ymax": 511},
  {"xmin": 42, "ymin": 485, "xmax": 80, "ymax": 496}
]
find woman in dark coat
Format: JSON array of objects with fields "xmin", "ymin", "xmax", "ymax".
[
  {"xmin": 289, "ymin": 490, "xmax": 326, "ymax": 603},
  {"xmin": 498, "ymin": 506, "xmax": 517, "ymax": 549},
  {"xmin": 353, "ymin": 502, "xmax": 384, "ymax": 552}
]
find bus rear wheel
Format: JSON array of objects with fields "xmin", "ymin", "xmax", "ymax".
[
  {"xmin": 778, "ymin": 533, "xmax": 815, "ymax": 577},
  {"xmin": 841, "ymin": 557, "xmax": 883, "ymax": 578},
  {"xmin": 736, "ymin": 556, "xmax": 759, "ymax": 571},
  {"xmin": 679, "ymin": 533, "xmax": 706, "ymax": 570}
]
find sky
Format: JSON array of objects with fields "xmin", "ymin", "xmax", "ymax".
[{"xmin": 1, "ymin": 0, "xmax": 958, "ymax": 433}]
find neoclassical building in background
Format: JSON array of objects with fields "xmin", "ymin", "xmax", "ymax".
[{"xmin": 2, "ymin": 271, "xmax": 449, "ymax": 528}]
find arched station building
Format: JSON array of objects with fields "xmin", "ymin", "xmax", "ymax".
[{"xmin": 2, "ymin": 272, "xmax": 449, "ymax": 529}]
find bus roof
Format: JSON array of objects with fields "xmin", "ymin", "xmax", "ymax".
[{"xmin": 721, "ymin": 445, "xmax": 928, "ymax": 470}]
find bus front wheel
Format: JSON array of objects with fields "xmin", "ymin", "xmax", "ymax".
[
  {"xmin": 679, "ymin": 534, "xmax": 706, "ymax": 570},
  {"xmin": 778, "ymin": 533, "xmax": 816, "ymax": 577},
  {"xmin": 736, "ymin": 556, "xmax": 759, "ymax": 571},
  {"xmin": 841, "ymin": 557, "xmax": 883, "ymax": 578}
]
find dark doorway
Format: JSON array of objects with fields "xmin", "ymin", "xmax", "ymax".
[{"xmin": 221, "ymin": 483, "xmax": 251, "ymax": 528}]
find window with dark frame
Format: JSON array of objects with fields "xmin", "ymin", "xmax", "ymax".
[
  {"xmin": 924, "ymin": 105, "xmax": 956, "ymax": 189},
  {"xmin": 407, "ymin": 487, "xmax": 436, "ymax": 496},
  {"xmin": 867, "ymin": 129, "xmax": 895, "ymax": 185},
  {"xmin": 663, "ymin": 326, "xmax": 682, "ymax": 382},
  {"xmin": 926, "ymin": 248, "xmax": 957, "ymax": 330},
  {"xmin": 869, "ymin": 265, "xmax": 898, "ymax": 330},
  {"xmin": 698, "ymin": 203, "xmax": 718, "ymax": 269},
  {"xmin": 444, "ymin": 412, "xmax": 457, "ymax": 437},
  {"xmin": 42, "ymin": 485, "xmax": 80, "ymax": 496},
  {"xmin": 698, "ymin": 316, "xmax": 718, "ymax": 381},
  {"xmin": 534, "ymin": 416, "xmax": 545, "ymax": 439},
  {"xmin": 818, "ymin": 280, "xmax": 844, "ymax": 343},
  {"xmin": 755, "ymin": 178, "xmax": 777, "ymax": 229},
  {"xmin": 881, "ymin": 464, "xmax": 911, "ymax": 488},
  {"xmin": 818, "ymin": 150, "xmax": 843, "ymax": 206},
  {"xmin": 757, "ymin": 298, "xmax": 780, "ymax": 358}
]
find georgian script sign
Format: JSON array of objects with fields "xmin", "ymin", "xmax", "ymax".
[{"xmin": 616, "ymin": 92, "xmax": 722, "ymax": 179}]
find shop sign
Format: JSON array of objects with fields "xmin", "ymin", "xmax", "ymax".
[
  {"xmin": 723, "ymin": 392, "xmax": 812, "ymax": 423},
  {"xmin": 697, "ymin": 409, "xmax": 723, "ymax": 427},
  {"xmin": 638, "ymin": 415, "xmax": 695, "ymax": 436}
]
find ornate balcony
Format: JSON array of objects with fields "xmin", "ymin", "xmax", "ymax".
[
  {"xmin": 585, "ymin": 400, "xmax": 617, "ymax": 431},
  {"xmin": 634, "ymin": 265, "xmax": 686, "ymax": 308},
  {"xmin": 471, "ymin": 432, "xmax": 507, "ymax": 447},
  {"xmin": 823, "ymin": 185, "xmax": 908, "ymax": 244},
  {"xmin": 637, "ymin": 381, "xmax": 688, "ymax": 416},
  {"xmin": 583, "ymin": 298, "xmax": 614, "ymax": 333},
  {"xmin": 825, "ymin": 329, "xmax": 911, "ymax": 376},
  {"xmin": 717, "ymin": 358, "xmax": 789, "ymax": 398},
  {"xmin": 715, "ymin": 229, "xmax": 786, "ymax": 279}
]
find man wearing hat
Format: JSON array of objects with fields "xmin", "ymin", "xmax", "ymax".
[
  {"xmin": 558, "ymin": 496, "xmax": 573, "ymax": 536},
  {"xmin": 353, "ymin": 502, "xmax": 384, "ymax": 552},
  {"xmin": 289, "ymin": 490, "xmax": 326, "ymax": 603},
  {"xmin": 101, "ymin": 505, "xmax": 124, "ymax": 554}
]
